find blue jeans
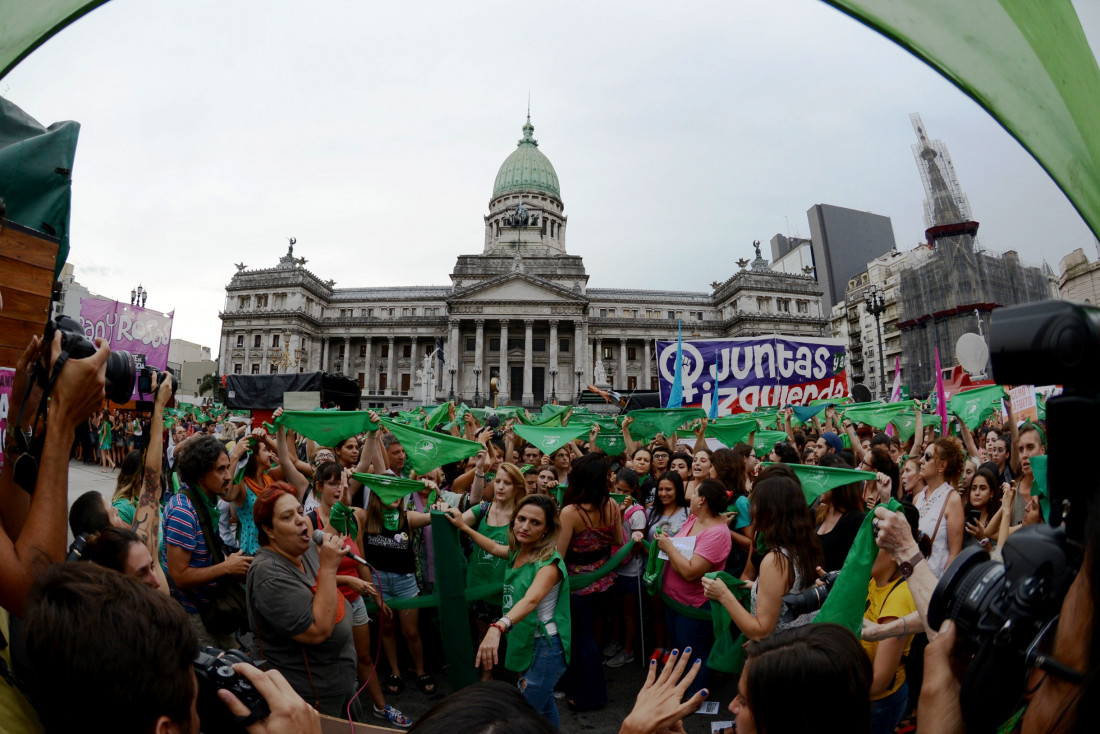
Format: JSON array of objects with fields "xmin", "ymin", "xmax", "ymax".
[
  {"xmin": 665, "ymin": 604, "xmax": 714, "ymax": 698},
  {"xmin": 871, "ymin": 681, "xmax": 909, "ymax": 734},
  {"xmin": 519, "ymin": 634, "xmax": 567, "ymax": 728}
]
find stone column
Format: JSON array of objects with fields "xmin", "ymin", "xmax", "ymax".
[
  {"xmin": 498, "ymin": 319, "xmax": 509, "ymax": 400},
  {"xmin": 522, "ymin": 319, "xmax": 534, "ymax": 405},
  {"xmin": 643, "ymin": 339, "xmax": 652, "ymax": 389},
  {"xmin": 343, "ymin": 336, "xmax": 350, "ymax": 376},
  {"xmin": 410, "ymin": 336, "xmax": 419, "ymax": 397},
  {"xmin": 450, "ymin": 319, "xmax": 461, "ymax": 396},
  {"xmin": 619, "ymin": 338, "xmax": 628, "ymax": 390},
  {"xmin": 363, "ymin": 337, "xmax": 373, "ymax": 393},
  {"xmin": 594, "ymin": 338, "xmax": 603, "ymax": 384},
  {"xmin": 319, "ymin": 337, "xmax": 326, "ymax": 372},
  {"xmin": 387, "ymin": 336, "xmax": 396, "ymax": 396},
  {"xmin": 549, "ymin": 319, "xmax": 559, "ymax": 376}
]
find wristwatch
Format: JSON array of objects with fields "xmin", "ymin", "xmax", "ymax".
[{"xmin": 899, "ymin": 550, "xmax": 924, "ymax": 579}]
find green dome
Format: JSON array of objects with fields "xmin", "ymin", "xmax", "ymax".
[{"xmin": 492, "ymin": 117, "xmax": 560, "ymax": 199}]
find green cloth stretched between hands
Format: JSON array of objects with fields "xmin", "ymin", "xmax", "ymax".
[
  {"xmin": 761, "ymin": 462, "xmax": 878, "ymax": 504},
  {"xmin": 512, "ymin": 423, "xmax": 588, "ymax": 455},
  {"xmin": 379, "ymin": 418, "xmax": 483, "ymax": 474},
  {"xmin": 274, "ymin": 410, "xmax": 373, "ymax": 446}
]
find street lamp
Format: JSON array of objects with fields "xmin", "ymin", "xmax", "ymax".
[
  {"xmin": 575, "ymin": 369, "xmax": 582, "ymax": 402},
  {"xmin": 448, "ymin": 367, "xmax": 456, "ymax": 401},
  {"xmin": 549, "ymin": 368, "xmax": 558, "ymax": 404},
  {"xmin": 270, "ymin": 332, "xmax": 305, "ymax": 374},
  {"xmin": 473, "ymin": 367, "xmax": 482, "ymax": 408},
  {"xmin": 864, "ymin": 285, "xmax": 887, "ymax": 399},
  {"xmin": 130, "ymin": 284, "xmax": 148, "ymax": 307}
]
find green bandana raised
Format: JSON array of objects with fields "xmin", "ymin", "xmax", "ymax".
[
  {"xmin": 275, "ymin": 410, "xmax": 373, "ymax": 446},
  {"xmin": 752, "ymin": 430, "xmax": 789, "ymax": 457},
  {"xmin": 513, "ymin": 423, "xmax": 588, "ymax": 455},
  {"xmin": 841, "ymin": 401, "xmax": 916, "ymax": 430},
  {"xmin": 351, "ymin": 473, "xmax": 425, "ymax": 506},
  {"xmin": 761, "ymin": 462, "xmax": 878, "ymax": 504},
  {"xmin": 328, "ymin": 501, "xmax": 359, "ymax": 539},
  {"xmin": 380, "ymin": 419, "xmax": 482, "ymax": 474},
  {"xmin": 627, "ymin": 407, "xmax": 706, "ymax": 438},
  {"xmin": 948, "ymin": 384, "xmax": 1006, "ymax": 430}
]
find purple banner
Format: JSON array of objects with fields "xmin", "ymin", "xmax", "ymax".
[
  {"xmin": 656, "ymin": 335, "xmax": 849, "ymax": 414},
  {"xmin": 0, "ymin": 368, "xmax": 13, "ymax": 471},
  {"xmin": 79, "ymin": 298, "xmax": 174, "ymax": 402}
]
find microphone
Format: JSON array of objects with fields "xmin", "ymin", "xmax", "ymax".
[{"xmin": 312, "ymin": 529, "xmax": 372, "ymax": 568}]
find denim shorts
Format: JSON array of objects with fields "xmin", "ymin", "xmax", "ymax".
[
  {"xmin": 374, "ymin": 570, "xmax": 419, "ymax": 600},
  {"xmin": 348, "ymin": 595, "xmax": 371, "ymax": 626}
]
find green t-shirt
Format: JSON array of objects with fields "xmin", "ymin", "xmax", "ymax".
[{"xmin": 467, "ymin": 503, "xmax": 510, "ymax": 603}]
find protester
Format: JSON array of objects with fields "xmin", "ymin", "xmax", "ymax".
[
  {"xmin": 98, "ymin": 407, "xmax": 115, "ymax": 472},
  {"xmin": 685, "ymin": 448, "xmax": 714, "ymax": 500},
  {"xmin": 25, "ymin": 562, "xmax": 322, "ymax": 734},
  {"xmin": 962, "ymin": 465, "xmax": 1001, "ymax": 549},
  {"xmin": 82, "ymin": 526, "xmax": 161, "ymax": 591},
  {"xmin": 447, "ymin": 495, "xmax": 571, "ymax": 727},
  {"xmin": 232, "ymin": 426, "xmax": 280, "ymax": 554},
  {"xmin": 457, "ymin": 462, "xmax": 526, "ymax": 681},
  {"xmin": 247, "ymin": 484, "xmax": 361, "ymax": 718},
  {"xmin": 814, "ymin": 458, "xmax": 865, "ymax": 573},
  {"xmin": 163, "ymin": 433, "xmax": 253, "ymax": 648},
  {"xmin": 557, "ymin": 452, "xmax": 621, "ymax": 711},
  {"xmin": 705, "ymin": 466, "xmax": 822, "ymax": 639},
  {"xmin": 654, "ymin": 477, "xmax": 732, "ymax": 697},
  {"xmin": 605, "ymin": 466, "xmax": 646, "ymax": 668},
  {"xmin": 915, "ymin": 437, "xmax": 965, "ymax": 577},
  {"xmin": 899, "ymin": 455, "xmax": 924, "ymax": 503},
  {"xmin": 408, "ymin": 680, "xmax": 555, "ymax": 734}
]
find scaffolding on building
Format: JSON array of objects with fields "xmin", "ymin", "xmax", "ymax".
[{"xmin": 896, "ymin": 228, "xmax": 1052, "ymax": 396}]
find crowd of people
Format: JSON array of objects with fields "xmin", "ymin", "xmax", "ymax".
[{"xmin": 1, "ymin": 331, "xmax": 1097, "ymax": 734}]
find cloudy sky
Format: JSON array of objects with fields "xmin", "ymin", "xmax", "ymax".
[{"xmin": 4, "ymin": 0, "xmax": 1098, "ymax": 352}]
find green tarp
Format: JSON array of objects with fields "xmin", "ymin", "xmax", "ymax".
[{"xmin": 826, "ymin": 0, "xmax": 1100, "ymax": 241}]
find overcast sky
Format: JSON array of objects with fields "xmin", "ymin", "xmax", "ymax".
[{"xmin": 4, "ymin": 0, "xmax": 1098, "ymax": 353}]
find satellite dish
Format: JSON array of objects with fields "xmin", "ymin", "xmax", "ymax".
[
  {"xmin": 851, "ymin": 384, "xmax": 873, "ymax": 402},
  {"xmin": 956, "ymin": 333, "xmax": 990, "ymax": 375}
]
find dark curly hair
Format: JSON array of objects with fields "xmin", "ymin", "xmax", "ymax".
[
  {"xmin": 932, "ymin": 436, "xmax": 966, "ymax": 488},
  {"xmin": 752, "ymin": 466, "xmax": 823, "ymax": 589},
  {"xmin": 176, "ymin": 434, "xmax": 229, "ymax": 489}
]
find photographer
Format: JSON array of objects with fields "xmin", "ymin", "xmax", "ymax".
[
  {"xmin": 1, "ymin": 334, "xmax": 108, "ymax": 616},
  {"xmin": 163, "ymin": 433, "xmax": 253, "ymax": 648},
  {"xmin": 24, "ymin": 561, "xmax": 321, "ymax": 734}
]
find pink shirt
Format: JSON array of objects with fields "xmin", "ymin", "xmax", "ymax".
[{"xmin": 662, "ymin": 514, "xmax": 732, "ymax": 607}]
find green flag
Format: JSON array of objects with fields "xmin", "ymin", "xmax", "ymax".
[
  {"xmin": 762, "ymin": 462, "xmax": 877, "ymax": 504},
  {"xmin": 275, "ymin": 410, "xmax": 372, "ymax": 447},
  {"xmin": 823, "ymin": 0, "xmax": 1100, "ymax": 242},
  {"xmin": 513, "ymin": 424, "xmax": 589, "ymax": 455},
  {"xmin": 948, "ymin": 384, "xmax": 1006, "ymax": 430},
  {"xmin": 519, "ymin": 408, "xmax": 566, "ymax": 427},
  {"xmin": 706, "ymin": 420, "xmax": 756, "ymax": 448},
  {"xmin": 841, "ymin": 401, "xmax": 916, "ymax": 430},
  {"xmin": 424, "ymin": 401, "xmax": 452, "ymax": 431},
  {"xmin": 752, "ymin": 430, "xmax": 789, "ymax": 458},
  {"xmin": 380, "ymin": 419, "xmax": 483, "ymax": 474},
  {"xmin": 890, "ymin": 411, "xmax": 918, "ymax": 442},
  {"xmin": 351, "ymin": 473, "xmax": 425, "ymax": 506},
  {"xmin": 627, "ymin": 407, "xmax": 706, "ymax": 438},
  {"xmin": 814, "ymin": 498, "xmax": 903, "ymax": 636},
  {"xmin": 594, "ymin": 430, "xmax": 627, "ymax": 456}
]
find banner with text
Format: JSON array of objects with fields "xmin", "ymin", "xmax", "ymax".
[
  {"xmin": 79, "ymin": 298, "xmax": 174, "ymax": 402},
  {"xmin": 656, "ymin": 335, "xmax": 848, "ymax": 415}
]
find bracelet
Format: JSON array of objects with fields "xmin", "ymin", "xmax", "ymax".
[
  {"xmin": 489, "ymin": 622, "xmax": 507, "ymax": 634},
  {"xmin": 501, "ymin": 614, "xmax": 513, "ymax": 629},
  {"xmin": 475, "ymin": 473, "xmax": 485, "ymax": 479}
]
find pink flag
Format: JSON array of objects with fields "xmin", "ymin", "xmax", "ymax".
[
  {"xmin": 934, "ymin": 347, "xmax": 948, "ymax": 435},
  {"xmin": 885, "ymin": 357, "xmax": 903, "ymax": 436}
]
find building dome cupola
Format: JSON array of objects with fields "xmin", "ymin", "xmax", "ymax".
[{"xmin": 492, "ymin": 115, "xmax": 561, "ymax": 199}]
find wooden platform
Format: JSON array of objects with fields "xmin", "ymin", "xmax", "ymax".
[{"xmin": 0, "ymin": 219, "xmax": 58, "ymax": 369}]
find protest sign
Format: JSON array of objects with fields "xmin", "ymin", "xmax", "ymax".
[
  {"xmin": 1008, "ymin": 384, "xmax": 1038, "ymax": 424},
  {"xmin": 656, "ymin": 335, "xmax": 848, "ymax": 415},
  {"xmin": 79, "ymin": 298, "xmax": 174, "ymax": 401}
]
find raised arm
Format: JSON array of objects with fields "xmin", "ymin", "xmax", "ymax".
[
  {"xmin": 275, "ymin": 412, "xmax": 310, "ymax": 502},
  {"xmin": 958, "ymin": 419, "xmax": 980, "ymax": 461},
  {"xmin": 1006, "ymin": 399, "xmax": 1021, "ymax": 475},
  {"xmin": 691, "ymin": 418, "xmax": 709, "ymax": 456},
  {"xmin": 622, "ymin": 416, "xmax": 640, "ymax": 456},
  {"xmin": 132, "ymin": 375, "xmax": 172, "ymax": 576},
  {"xmin": 842, "ymin": 416, "xmax": 865, "ymax": 465}
]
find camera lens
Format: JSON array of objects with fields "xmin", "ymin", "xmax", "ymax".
[
  {"xmin": 104, "ymin": 350, "xmax": 136, "ymax": 403},
  {"xmin": 928, "ymin": 545, "xmax": 1005, "ymax": 637}
]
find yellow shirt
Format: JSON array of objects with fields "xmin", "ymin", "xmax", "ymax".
[
  {"xmin": 861, "ymin": 577, "xmax": 917, "ymax": 701},
  {"xmin": 0, "ymin": 607, "xmax": 44, "ymax": 733}
]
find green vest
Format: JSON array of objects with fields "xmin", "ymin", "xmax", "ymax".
[
  {"xmin": 503, "ymin": 550, "xmax": 572, "ymax": 673},
  {"xmin": 466, "ymin": 503, "xmax": 510, "ymax": 603}
]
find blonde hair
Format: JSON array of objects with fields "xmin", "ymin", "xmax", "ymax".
[{"xmin": 492, "ymin": 463, "xmax": 527, "ymax": 515}]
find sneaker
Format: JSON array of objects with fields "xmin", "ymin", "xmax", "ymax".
[
  {"xmin": 601, "ymin": 640, "xmax": 623, "ymax": 658},
  {"xmin": 554, "ymin": 691, "xmax": 567, "ymax": 700},
  {"xmin": 605, "ymin": 650, "xmax": 635, "ymax": 668},
  {"xmin": 374, "ymin": 704, "xmax": 412, "ymax": 729}
]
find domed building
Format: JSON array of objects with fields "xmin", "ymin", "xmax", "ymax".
[{"xmin": 219, "ymin": 118, "xmax": 827, "ymax": 408}]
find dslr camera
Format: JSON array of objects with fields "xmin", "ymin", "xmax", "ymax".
[
  {"xmin": 9, "ymin": 315, "xmax": 137, "ymax": 493},
  {"xmin": 928, "ymin": 300, "xmax": 1097, "ymax": 732},
  {"xmin": 194, "ymin": 647, "xmax": 271, "ymax": 733},
  {"xmin": 139, "ymin": 364, "xmax": 177, "ymax": 396},
  {"xmin": 782, "ymin": 569, "xmax": 839, "ymax": 616}
]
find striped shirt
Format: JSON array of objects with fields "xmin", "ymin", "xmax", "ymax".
[{"xmin": 162, "ymin": 491, "xmax": 215, "ymax": 613}]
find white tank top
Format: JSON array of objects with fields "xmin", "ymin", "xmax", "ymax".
[{"xmin": 918, "ymin": 483, "xmax": 953, "ymax": 577}]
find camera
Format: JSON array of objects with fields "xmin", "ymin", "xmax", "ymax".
[
  {"xmin": 781, "ymin": 569, "xmax": 839, "ymax": 617},
  {"xmin": 139, "ymin": 364, "xmax": 177, "ymax": 396},
  {"xmin": 194, "ymin": 647, "xmax": 270, "ymax": 733},
  {"xmin": 42, "ymin": 315, "xmax": 136, "ymax": 404},
  {"xmin": 926, "ymin": 300, "xmax": 1097, "ymax": 732},
  {"xmin": 928, "ymin": 527, "xmax": 1077, "ymax": 732}
]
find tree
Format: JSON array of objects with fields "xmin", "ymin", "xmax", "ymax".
[{"xmin": 198, "ymin": 372, "xmax": 219, "ymax": 397}]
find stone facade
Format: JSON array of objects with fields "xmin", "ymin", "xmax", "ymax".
[
  {"xmin": 1059, "ymin": 248, "xmax": 1100, "ymax": 305},
  {"xmin": 218, "ymin": 119, "xmax": 828, "ymax": 408}
]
